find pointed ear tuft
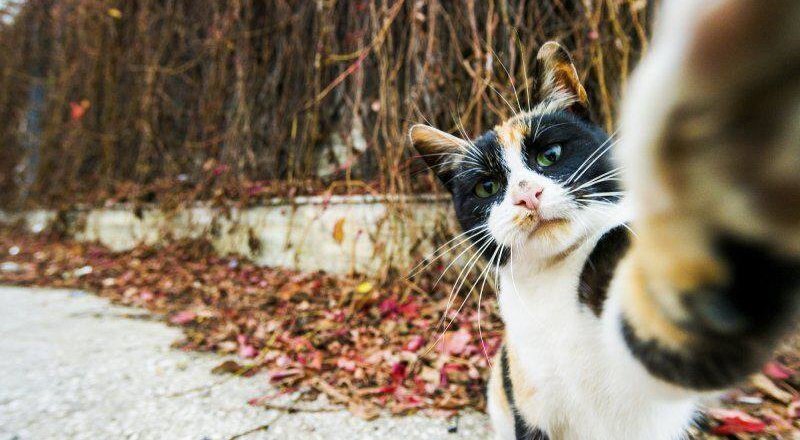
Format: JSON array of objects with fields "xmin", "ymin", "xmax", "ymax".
[
  {"xmin": 409, "ymin": 124, "xmax": 469, "ymax": 191},
  {"xmin": 536, "ymin": 41, "xmax": 591, "ymax": 119}
]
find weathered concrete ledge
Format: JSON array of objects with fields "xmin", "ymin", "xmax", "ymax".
[{"xmin": 1, "ymin": 195, "xmax": 454, "ymax": 276}]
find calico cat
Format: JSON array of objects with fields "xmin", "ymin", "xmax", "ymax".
[{"xmin": 410, "ymin": 1, "xmax": 800, "ymax": 438}]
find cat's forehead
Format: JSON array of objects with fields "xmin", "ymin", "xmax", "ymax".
[
  {"xmin": 490, "ymin": 92, "xmax": 584, "ymax": 152},
  {"xmin": 491, "ymin": 109, "xmax": 563, "ymax": 152},
  {"xmin": 493, "ymin": 115, "xmax": 529, "ymax": 155}
]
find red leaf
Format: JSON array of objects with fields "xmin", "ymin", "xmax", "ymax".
[
  {"xmin": 708, "ymin": 408, "xmax": 766, "ymax": 435},
  {"xmin": 404, "ymin": 335, "xmax": 424, "ymax": 352},
  {"xmin": 379, "ymin": 297, "xmax": 399, "ymax": 316},
  {"xmin": 70, "ymin": 101, "xmax": 89, "ymax": 120},
  {"xmin": 391, "ymin": 362, "xmax": 407, "ymax": 383},
  {"xmin": 398, "ymin": 300, "xmax": 420, "ymax": 319},
  {"xmin": 169, "ymin": 310, "xmax": 196, "ymax": 325},
  {"xmin": 438, "ymin": 329, "xmax": 471, "ymax": 355},
  {"xmin": 237, "ymin": 334, "xmax": 257, "ymax": 359}
]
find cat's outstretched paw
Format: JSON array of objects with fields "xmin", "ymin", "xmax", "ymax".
[{"xmin": 614, "ymin": 0, "xmax": 800, "ymax": 390}]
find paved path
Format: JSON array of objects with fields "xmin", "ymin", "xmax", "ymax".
[{"xmin": 0, "ymin": 287, "xmax": 490, "ymax": 440}]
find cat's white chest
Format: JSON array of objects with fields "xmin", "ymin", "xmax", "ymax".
[{"xmin": 497, "ymin": 259, "xmax": 697, "ymax": 440}]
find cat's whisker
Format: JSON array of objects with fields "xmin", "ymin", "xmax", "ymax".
[
  {"xmin": 438, "ymin": 223, "xmax": 519, "ymax": 351},
  {"xmin": 432, "ymin": 235, "xmax": 496, "ymax": 350},
  {"xmin": 531, "ymin": 122, "xmax": 571, "ymax": 142},
  {"xmin": 415, "ymin": 155, "xmax": 482, "ymax": 178},
  {"xmin": 450, "ymin": 112, "xmax": 479, "ymax": 151},
  {"xmin": 568, "ymin": 136, "xmax": 620, "ymax": 185},
  {"xmin": 486, "ymin": 81, "xmax": 520, "ymax": 118},
  {"xmin": 422, "ymin": 237, "xmax": 492, "ymax": 359},
  {"xmin": 485, "ymin": 42, "xmax": 524, "ymax": 115},
  {"xmin": 424, "ymin": 152, "xmax": 482, "ymax": 170},
  {"xmin": 579, "ymin": 191, "xmax": 628, "ymax": 199},
  {"xmin": 476, "ymin": 243, "xmax": 504, "ymax": 366},
  {"xmin": 565, "ymin": 132, "xmax": 618, "ymax": 185},
  {"xmin": 433, "ymin": 232, "xmax": 495, "ymax": 334},
  {"xmin": 431, "ymin": 228, "xmax": 492, "ymax": 290},
  {"xmin": 407, "ymin": 224, "xmax": 488, "ymax": 279},
  {"xmin": 568, "ymin": 140, "xmax": 619, "ymax": 186},
  {"xmin": 568, "ymin": 178, "xmax": 624, "ymax": 195},
  {"xmin": 569, "ymin": 148, "xmax": 622, "ymax": 187},
  {"xmin": 532, "ymin": 112, "xmax": 546, "ymax": 141},
  {"xmin": 566, "ymin": 166, "xmax": 625, "ymax": 195},
  {"xmin": 409, "ymin": 100, "xmax": 436, "ymax": 130},
  {"xmin": 509, "ymin": 28, "xmax": 532, "ymax": 114},
  {"xmin": 439, "ymin": 237, "xmax": 498, "ymax": 337}
]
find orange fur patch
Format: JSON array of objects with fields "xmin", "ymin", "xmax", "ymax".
[
  {"xmin": 619, "ymin": 255, "xmax": 692, "ymax": 351},
  {"xmin": 505, "ymin": 343, "xmax": 538, "ymax": 419},
  {"xmin": 494, "ymin": 118, "xmax": 528, "ymax": 154}
]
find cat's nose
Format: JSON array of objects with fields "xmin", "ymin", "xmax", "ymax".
[{"xmin": 513, "ymin": 187, "xmax": 543, "ymax": 211}]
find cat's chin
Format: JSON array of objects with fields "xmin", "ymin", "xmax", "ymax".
[{"xmin": 508, "ymin": 216, "xmax": 582, "ymax": 261}]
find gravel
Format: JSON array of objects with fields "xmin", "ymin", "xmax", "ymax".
[{"xmin": 0, "ymin": 286, "xmax": 490, "ymax": 440}]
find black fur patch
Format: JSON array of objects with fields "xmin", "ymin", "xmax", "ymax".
[
  {"xmin": 446, "ymin": 130, "xmax": 510, "ymax": 264},
  {"xmin": 521, "ymin": 112, "xmax": 619, "ymax": 204},
  {"xmin": 622, "ymin": 235, "xmax": 800, "ymax": 390},
  {"xmin": 578, "ymin": 225, "xmax": 631, "ymax": 316}
]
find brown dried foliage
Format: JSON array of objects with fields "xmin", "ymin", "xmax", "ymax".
[{"xmin": 0, "ymin": 0, "xmax": 652, "ymax": 207}]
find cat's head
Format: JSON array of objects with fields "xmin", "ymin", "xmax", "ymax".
[{"xmin": 410, "ymin": 42, "xmax": 621, "ymax": 265}]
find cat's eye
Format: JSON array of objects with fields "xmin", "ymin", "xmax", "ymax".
[
  {"xmin": 537, "ymin": 144, "xmax": 563, "ymax": 167},
  {"xmin": 474, "ymin": 179, "xmax": 501, "ymax": 198}
]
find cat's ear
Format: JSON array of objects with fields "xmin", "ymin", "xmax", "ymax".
[
  {"xmin": 409, "ymin": 124, "xmax": 470, "ymax": 191},
  {"xmin": 536, "ymin": 41, "xmax": 591, "ymax": 120}
]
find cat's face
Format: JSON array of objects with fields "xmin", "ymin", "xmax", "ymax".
[{"xmin": 411, "ymin": 42, "xmax": 622, "ymax": 266}]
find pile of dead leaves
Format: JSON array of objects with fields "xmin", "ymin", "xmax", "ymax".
[
  {"xmin": 0, "ymin": 228, "xmax": 500, "ymax": 419},
  {"xmin": 3, "ymin": 228, "xmax": 800, "ymax": 438}
]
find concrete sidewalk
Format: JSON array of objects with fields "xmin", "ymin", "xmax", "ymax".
[{"xmin": 0, "ymin": 287, "xmax": 489, "ymax": 440}]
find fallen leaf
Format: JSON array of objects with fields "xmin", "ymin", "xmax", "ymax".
[
  {"xmin": 348, "ymin": 401, "xmax": 379, "ymax": 421},
  {"xmin": 268, "ymin": 368, "xmax": 303, "ymax": 382},
  {"xmin": 169, "ymin": 310, "xmax": 196, "ymax": 325},
  {"xmin": 404, "ymin": 335, "xmax": 424, "ymax": 352},
  {"xmin": 391, "ymin": 362, "xmax": 407, "ymax": 383},
  {"xmin": 708, "ymin": 408, "xmax": 767, "ymax": 435},
  {"xmin": 70, "ymin": 100, "xmax": 90, "ymax": 121},
  {"xmin": 356, "ymin": 281, "xmax": 373, "ymax": 294},
  {"xmin": 332, "ymin": 218, "xmax": 345, "ymax": 244},
  {"xmin": 438, "ymin": 329, "xmax": 471, "ymax": 355},
  {"xmin": 337, "ymin": 357, "xmax": 357, "ymax": 372},
  {"xmin": 73, "ymin": 265, "xmax": 93, "ymax": 277},
  {"xmin": 237, "ymin": 334, "xmax": 258, "ymax": 359},
  {"xmin": 211, "ymin": 360, "xmax": 244, "ymax": 375}
]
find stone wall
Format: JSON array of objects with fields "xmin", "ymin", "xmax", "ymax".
[{"xmin": 3, "ymin": 195, "xmax": 454, "ymax": 276}]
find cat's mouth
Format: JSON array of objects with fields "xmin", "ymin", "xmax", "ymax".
[{"xmin": 513, "ymin": 212, "xmax": 570, "ymax": 235}]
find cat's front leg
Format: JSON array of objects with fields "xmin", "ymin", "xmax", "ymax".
[
  {"xmin": 614, "ymin": 0, "xmax": 800, "ymax": 390},
  {"xmin": 487, "ymin": 349, "xmax": 517, "ymax": 440}
]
